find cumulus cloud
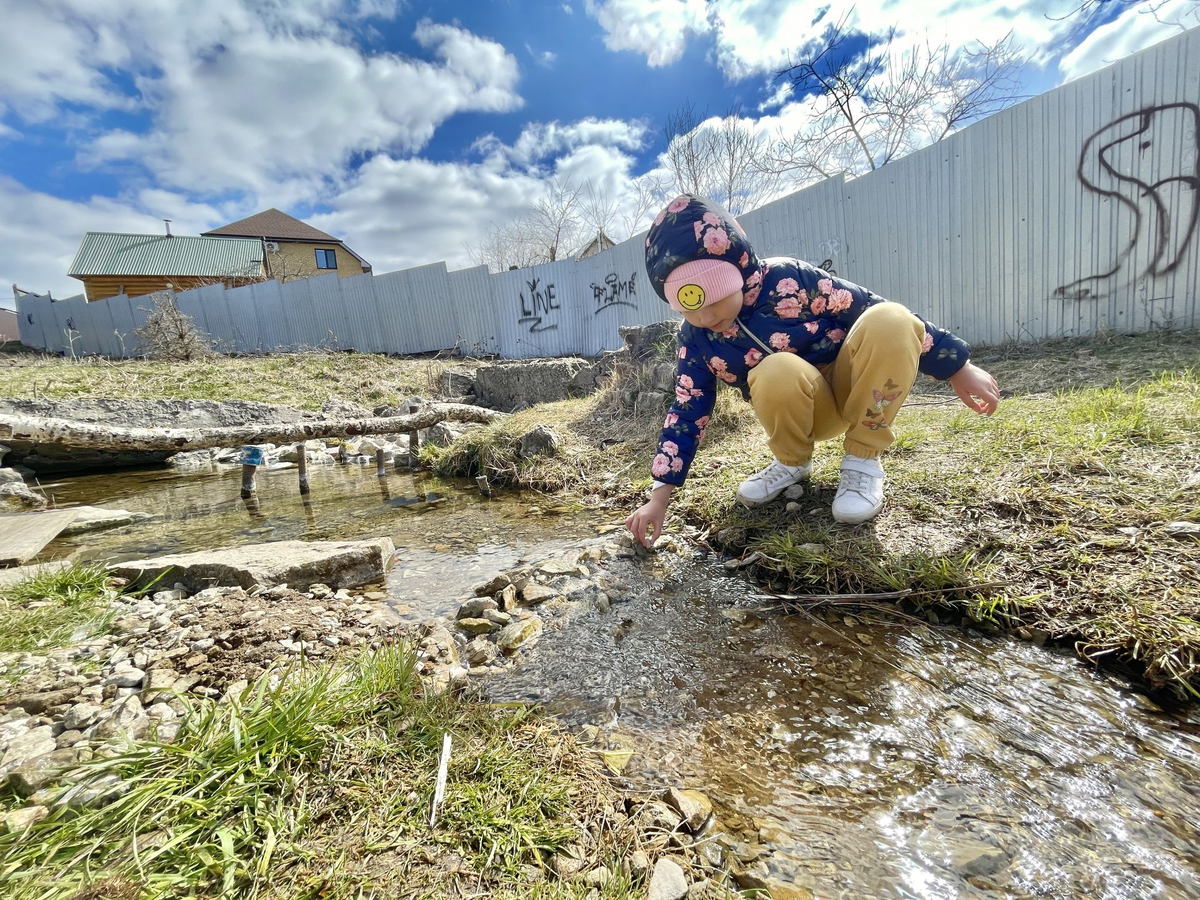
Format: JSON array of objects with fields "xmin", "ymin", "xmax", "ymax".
[
  {"xmin": 1058, "ymin": 0, "xmax": 1198, "ymax": 82},
  {"xmin": 0, "ymin": 177, "xmax": 229, "ymax": 297},
  {"xmin": 584, "ymin": 0, "xmax": 1068, "ymax": 79},
  {"xmin": 4, "ymin": 2, "xmax": 522, "ymax": 200}
]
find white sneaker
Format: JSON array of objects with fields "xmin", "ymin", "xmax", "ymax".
[
  {"xmin": 737, "ymin": 458, "xmax": 812, "ymax": 507},
  {"xmin": 833, "ymin": 454, "xmax": 885, "ymax": 524}
]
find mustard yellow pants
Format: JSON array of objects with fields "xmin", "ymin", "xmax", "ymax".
[{"xmin": 746, "ymin": 303, "xmax": 924, "ymax": 464}]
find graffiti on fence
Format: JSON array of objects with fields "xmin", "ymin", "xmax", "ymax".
[
  {"xmin": 591, "ymin": 271, "xmax": 637, "ymax": 314},
  {"xmin": 518, "ymin": 276, "xmax": 559, "ymax": 332},
  {"xmin": 1055, "ymin": 102, "xmax": 1200, "ymax": 301}
]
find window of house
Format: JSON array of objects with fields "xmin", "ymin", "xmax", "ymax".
[{"xmin": 315, "ymin": 248, "xmax": 337, "ymax": 269}]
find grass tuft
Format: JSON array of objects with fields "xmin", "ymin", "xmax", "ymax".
[
  {"xmin": 0, "ymin": 565, "xmax": 114, "ymax": 653},
  {"xmin": 0, "ymin": 647, "xmax": 636, "ymax": 899}
]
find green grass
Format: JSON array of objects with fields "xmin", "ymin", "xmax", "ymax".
[
  {"xmin": 427, "ymin": 334, "xmax": 1200, "ymax": 697},
  {"xmin": 0, "ymin": 565, "xmax": 114, "ymax": 653},
  {"xmin": 0, "ymin": 647, "xmax": 640, "ymax": 900}
]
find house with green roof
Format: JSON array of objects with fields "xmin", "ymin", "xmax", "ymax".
[{"xmin": 68, "ymin": 231, "xmax": 265, "ymax": 302}]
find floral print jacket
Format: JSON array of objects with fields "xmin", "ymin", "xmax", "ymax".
[{"xmin": 644, "ymin": 194, "xmax": 971, "ymax": 487}]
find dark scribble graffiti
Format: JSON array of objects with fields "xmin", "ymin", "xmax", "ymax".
[
  {"xmin": 591, "ymin": 271, "xmax": 637, "ymax": 314},
  {"xmin": 518, "ymin": 276, "xmax": 559, "ymax": 333},
  {"xmin": 1055, "ymin": 102, "xmax": 1200, "ymax": 301}
]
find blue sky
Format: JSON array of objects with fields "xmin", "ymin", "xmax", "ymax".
[{"xmin": 1, "ymin": 0, "xmax": 1195, "ymax": 306}]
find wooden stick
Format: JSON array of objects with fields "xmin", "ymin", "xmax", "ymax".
[
  {"xmin": 407, "ymin": 403, "xmax": 421, "ymax": 461},
  {"xmin": 296, "ymin": 442, "xmax": 309, "ymax": 495},
  {"xmin": 0, "ymin": 403, "xmax": 503, "ymax": 454},
  {"xmin": 430, "ymin": 733, "xmax": 452, "ymax": 828},
  {"xmin": 375, "ymin": 448, "xmax": 386, "ymax": 478}
]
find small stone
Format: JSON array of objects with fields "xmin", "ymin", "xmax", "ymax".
[
  {"xmin": 0, "ymin": 726, "xmax": 56, "ymax": 779},
  {"xmin": 322, "ymin": 635, "xmax": 340, "ymax": 648},
  {"xmin": 520, "ymin": 583, "xmax": 559, "ymax": 606},
  {"xmin": 8, "ymin": 748, "xmax": 83, "ymax": 797},
  {"xmin": 482, "ymin": 609, "xmax": 511, "ymax": 626},
  {"xmin": 951, "ymin": 841, "xmax": 1010, "ymax": 877},
  {"xmin": 465, "ymin": 637, "xmax": 499, "ymax": 667},
  {"xmin": 156, "ymin": 721, "xmax": 182, "ymax": 743},
  {"xmin": 784, "ymin": 484, "xmax": 805, "ymax": 500},
  {"xmin": 785, "ymin": 501, "xmax": 801, "ymax": 513},
  {"xmin": 498, "ymin": 584, "xmax": 519, "ymax": 610},
  {"xmin": 457, "ymin": 618, "xmax": 497, "ymax": 636},
  {"xmin": 665, "ymin": 787, "xmax": 713, "ymax": 832},
  {"xmin": 309, "ymin": 583, "xmax": 334, "ymax": 599},
  {"xmin": 518, "ymin": 425, "xmax": 560, "ymax": 458},
  {"xmin": 549, "ymin": 844, "xmax": 586, "ymax": 879},
  {"xmin": 146, "ymin": 703, "xmax": 177, "ymax": 721},
  {"xmin": 55, "ymin": 730, "xmax": 85, "ymax": 749},
  {"xmin": 628, "ymin": 850, "xmax": 650, "ymax": 881},
  {"xmin": 103, "ymin": 667, "xmax": 146, "ymax": 688},
  {"xmin": 457, "ymin": 597, "xmax": 499, "ymax": 619},
  {"xmin": 647, "ymin": 858, "xmax": 688, "ymax": 900},
  {"xmin": 584, "ymin": 866, "xmax": 613, "ymax": 887},
  {"xmin": 496, "ymin": 617, "xmax": 543, "ymax": 654},
  {"xmin": 95, "ymin": 695, "xmax": 149, "ymax": 742},
  {"xmin": 473, "ymin": 572, "xmax": 513, "ymax": 597},
  {"xmin": 1, "ymin": 805, "xmax": 49, "ymax": 834},
  {"xmin": 7, "ymin": 686, "xmax": 81, "ymax": 715}
]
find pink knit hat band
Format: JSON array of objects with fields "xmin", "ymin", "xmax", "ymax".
[{"xmin": 664, "ymin": 259, "xmax": 744, "ymax": 314}]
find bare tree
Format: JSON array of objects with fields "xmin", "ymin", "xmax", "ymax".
[
  {"xmin": 581, "ymin": 182, "xmax": 618, "ymax": 245},
  {"xmin": 1048, "ymin": 0, "xmax": 1199, "ymax": 37},
  {"xmin": 134, "ymin": 291, "xmax": 213, "ymax": 361},
  {"xmin": 661, "ymin": 103, "xmax": 781, "ymax": 215},
  {"xmin": 770, "ymin": 16, "xmax": 1026, "ymax": 185},
  {"xmin": 527, "ymin": 178, "xmax": 586, "ymax": 262},
  {"xmin": 621, "ymin": 172, "xmax": 669, "ymax": 236}
]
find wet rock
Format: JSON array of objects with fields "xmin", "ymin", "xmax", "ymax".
[
  {"xmin": 518, "ymin": 425, "xmax": 561, "ymax": 458},
  {"xmin": 95, "ymin": 695, "xmax": 149, "ymax": 742},
  {"xmin": 647, "ymin": 858, "xmax": 689, "ymax": 900},
  {"xmin": 498, "ymin": 584, "xmax": 519, "ymax": 610},
  {"xmin": 111, "ymin": 538, "xmax": 396, "ymax": 592},
  {"xmin": 457, "ymin": 618, "xmax": 496, "ymax": 636},
  {"xmin": 1, "ymin": 805, "xmax": 48, "ymax": 834},
  {"xmin": 482, "ymin": 609, "xmax": 511, "ymax": 626},
  {"xmin": 496, "ymin": 618, "xmax": 543, "ymax": 654},
  {"xmin": 949, "ymin": 840, "xmax": 1010, "ymax": 877},
  {"xmin": 464, "ymin": 637, "xmax": 499, "ymax": 667},
  {"xmin": 61, "ymin": 507, "xmax": 152, "ymax": 536},
  {"xmin": 0, "ymin": 726, "xmax": 56, "ymax": 779},
  {"xmin": 457, "ymin": 597, "xmax": 499, "ymax": 619},
  {"xmin": 473, "ymin": 572, "xmax": 513, "ymax": 597},
  {"xmin": 550, "ymin": 577, "xmax": 600, "ymax": 603},
  {"xmin": 731, "ymin": 861, "xmax": 771, "ymax": 890},
  {"xmin": 9, "ymin": 748, "xmax": 83, "ymax": 797},
  {"xmin": 665, "ymin": 787, "xmax": 713, "ymax": 832},
  {"xmin": 0, "ymin": 482, "xmax": 45, "ymax": 509},
  {"xmin": 520, "ymin": 584, "xmax": 560, "ymax": 606}
]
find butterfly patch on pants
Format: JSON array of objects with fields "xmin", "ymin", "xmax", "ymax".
[
  {"xmin": 862, "ymin": 406, "xmax": 889, "ymax": 430},
  {"xmin": 872, "ymin": 378, "xmax": 901, "ymax": 411}
]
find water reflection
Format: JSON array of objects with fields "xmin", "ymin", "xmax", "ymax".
[{"xmin": 489, "ymin": 550, "xmax": 1200, "ymax": 900}]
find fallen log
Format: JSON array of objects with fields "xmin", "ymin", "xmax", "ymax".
[{"xmin": 0, "ymin": 403, "xmax": 503, "ymax": 454}]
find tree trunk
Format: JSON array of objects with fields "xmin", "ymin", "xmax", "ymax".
[{"xmin": 0, "ymin": 403, "xmax": 503, "ymax": 454}]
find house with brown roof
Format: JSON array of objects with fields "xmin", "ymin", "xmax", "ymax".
[{"xmin": 202, "ymin": 209, "xmax": 371, "ymax": 281}]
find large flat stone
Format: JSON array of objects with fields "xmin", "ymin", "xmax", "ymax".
[
  {"xmin": 61, "ymin": 507, "xmax": 152, "ymax": 535},
  {"xmin": 111, "ymin": 538, "xmax": 395, "ymax": 591}
]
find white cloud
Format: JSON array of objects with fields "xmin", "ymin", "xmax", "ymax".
[
  {"xmin": 5, "ymin": 3, "xmax": 522, "ymax": 202},
  {"xmin": 583, "ymin": 0, "xmax": 708, "ymax": 67},
  {"xmin": 0, "ymin": 177, "xmax": 228, "ymax": 297},
  {"xmin": 562, "ymin": 2, "xmax": 574, "ymax": 12},
  {"xmin": 584, "ymin": 0, "xmax": 1069, "ymax": 79},
  {"xmin": 475, "ymin": 118, "xmax": 647, "ymax": 168},
  {"xmin": 1058, "ymin": 0, "xmax": 1198, "ymax": 82}
]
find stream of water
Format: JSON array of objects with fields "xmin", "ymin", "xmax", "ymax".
[{"xmin": 31, "ymin": 464, "xmax": 1200, "ymax": 899}]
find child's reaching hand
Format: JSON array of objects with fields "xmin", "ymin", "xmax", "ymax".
[
  {"xmin": 948, "ymin": 362, "xmax": 1001, "ymax": 415},
  {"xmin": 625, "ymin": 485, "xmax": 672, "ymax": 548}
]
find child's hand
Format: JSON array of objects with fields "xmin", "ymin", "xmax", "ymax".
[
  {"xmin": 625, "ymin": 488, "xmax": 672, "ymax": 548},
  {"xmin": 949, "ymin": 362, "xmax": 1001, "ymax": 415}
]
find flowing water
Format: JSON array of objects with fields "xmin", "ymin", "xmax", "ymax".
[
  {"xmin": 29, "ymin": 465, "xmax": 1200, "ymax": 899},
  {"xmin": 489, "ymin": 549, "xmax": 1200, "ymax": 900}
]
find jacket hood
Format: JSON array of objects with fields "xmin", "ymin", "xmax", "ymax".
[{"xmin": 645, "ymin": 194, "xmax": 762, "ymax": 304}]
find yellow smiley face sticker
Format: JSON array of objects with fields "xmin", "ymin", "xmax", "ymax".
[{"xmin": 677, "ymin": 283, "xmax": 706, "ymax": 310}]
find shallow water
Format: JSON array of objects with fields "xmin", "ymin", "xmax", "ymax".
[
  {"xmin": 30, "ymin": 464, "xmax": 1200, "ymax": 898},
  {"xmin": 489, "ymin": 550, "xmax": 1200, "ymax": 900},
  {"xmin": 35, "ymin": 462, "xmax": 610, "ymax": 616}
]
